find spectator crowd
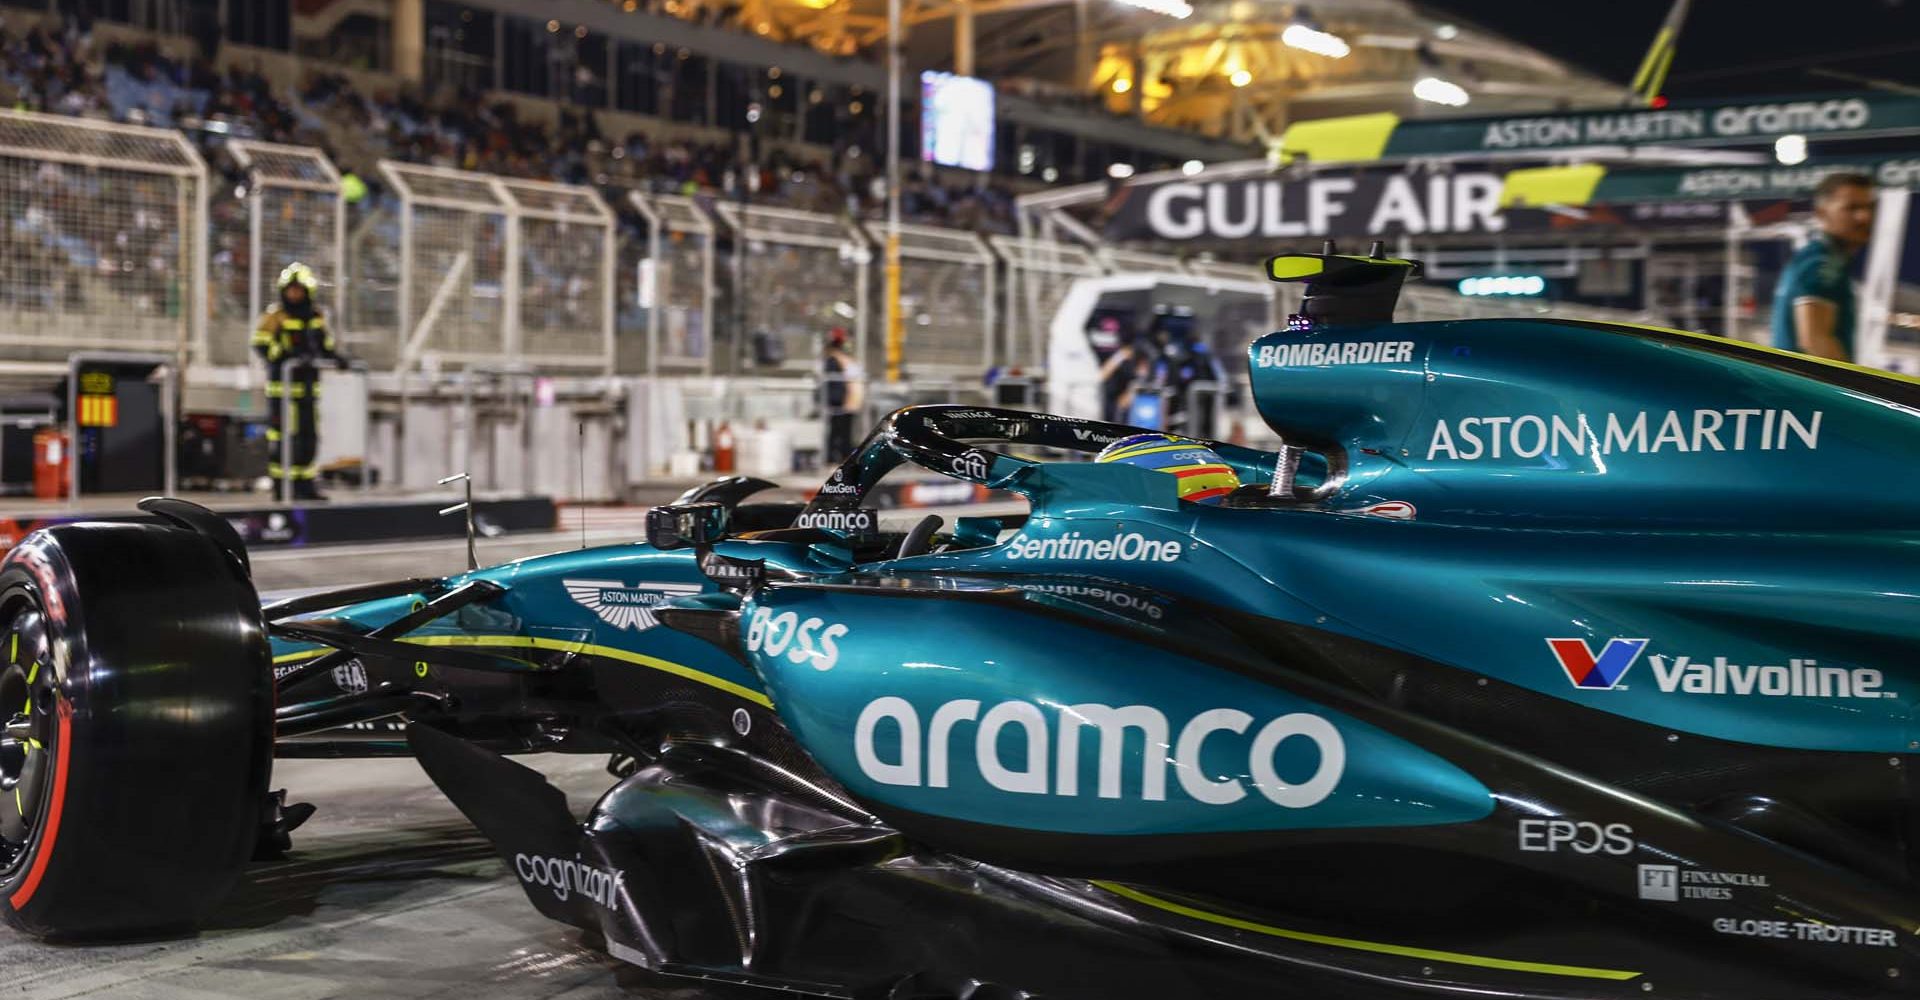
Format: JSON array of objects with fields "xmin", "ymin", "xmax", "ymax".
[
  {"xmin": 0, "ymin": 10, "xmax": 1029, "ymax": 366},
  {"xmin": 0, "ymin": 12, "xmax": 1020, "ymax": 233}
]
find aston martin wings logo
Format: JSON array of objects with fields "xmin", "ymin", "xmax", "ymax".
[{"xmin": 563, "ymin": 579, "xmax": 704, "ymax": 631}]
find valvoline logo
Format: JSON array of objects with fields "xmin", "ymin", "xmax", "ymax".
[{"xmin": 1547, "ymin": 638, "xmax": 1650, "ymax": 689}]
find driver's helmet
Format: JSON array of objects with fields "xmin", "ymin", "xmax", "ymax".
[{"xmin": 1094, "ymin": 432, "xmax": 1241, "ymax": 505}]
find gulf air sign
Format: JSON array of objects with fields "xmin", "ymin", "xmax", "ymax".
[{"xmin": 1108, "ymin": 171, "xmax": 1508, "ymax": 242}]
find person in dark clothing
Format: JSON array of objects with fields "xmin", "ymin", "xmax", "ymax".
[
  {"xmin": 819, "ymin": 326, "xmax": 866, "ymax": 463},
  {"xmin": 252, "ymin": 262, "xmax": 349, "ymax": 500}
]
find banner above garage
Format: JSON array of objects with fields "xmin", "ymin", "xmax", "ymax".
[
  {"xmin": 1276, "ymin": 93, "xmax": 1920, "ymax": 163},
  {"xmin": 1104, "ymin": 169, "xmax": 1514, "ymax": 242},
  {"xmin": 1099, "ymin": 164, "xmax": 1763, "ymax": 242}
]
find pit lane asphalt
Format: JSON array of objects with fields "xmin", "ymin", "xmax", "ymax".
[
  {"xmin": 0, "ymin": 505, "xmax": 1018, "ymax": 999},
  {"xmin": 0, "ymin": 754, "xmax": 769, "ymax": 1000}
]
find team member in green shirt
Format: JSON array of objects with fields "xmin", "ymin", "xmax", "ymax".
[{"xmin": 1770, "ymin": 172, "xmax": 1876, "ymax": 362}]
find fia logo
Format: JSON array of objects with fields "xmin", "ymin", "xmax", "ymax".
[
  {"xmin": 1546, "ymin": 637, "xmax": 1649, "ymax": 690},
  {"xmin": 331, "ymin": 659, "xmax": 369, "ymax": 694},
  {"xmin": 564, "ymin": 579, "xmax": 704, "ymax": 631}
]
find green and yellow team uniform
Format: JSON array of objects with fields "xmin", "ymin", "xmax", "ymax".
[{"xmin": 1770, "ymin": 233, "xmax": 1857, "ymax": 360}]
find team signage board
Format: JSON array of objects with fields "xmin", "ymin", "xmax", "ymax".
[
  {"xmin": 1279, "ymin": 93, "xmax": 1920, "ymax": 163},
  {"xmin": 1499, "ymin": 156, "xmax": 1920, "ymax": 209}
]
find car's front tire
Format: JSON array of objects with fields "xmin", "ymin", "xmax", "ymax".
[{"xmin": 0, "ymin": 520, "xmax": 272, "ymax": 938}]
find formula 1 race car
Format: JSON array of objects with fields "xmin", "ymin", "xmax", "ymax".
[{"xmin": 0, "ymin": 250, "xmax": 1916, "ymax": 1000}]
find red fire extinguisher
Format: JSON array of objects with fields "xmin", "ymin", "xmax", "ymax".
[
  {"xmin": 33, "ymin": 427, "xmax": 67, "ymax": 499},
  {"xmin": 712, "ymin": 421, "xmax": 736, "ymax": 474}
]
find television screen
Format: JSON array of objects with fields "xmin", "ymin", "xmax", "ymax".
[{"xmin": 920, "ymin": 71, "xmax": 995, "ymax": 172}]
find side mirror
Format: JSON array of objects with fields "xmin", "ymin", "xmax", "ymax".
[{"xmin": 646, "ymin": 501, "xmax": 732, "ymax": 551}]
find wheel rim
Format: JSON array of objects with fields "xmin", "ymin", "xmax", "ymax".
[{"xmin": 0, "ymin": 603, "xmax": 56, "ymax": 875}]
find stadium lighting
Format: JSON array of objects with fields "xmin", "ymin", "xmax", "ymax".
[
  {"xmin": 1114, "ymin": 0, "xmax": 1194, "ymax": 19},
  {"xmin": 1182, "ymin": 159, "xmax": 1204, "ymax": 176},
  {"xmin": 1774, "ymin": 134, "xmax": 1809, "ymax": 165},
  {"xmin": 1229, "ymin": 69, "xmax": 1253, "ymax": 88},
  {"xmin": 1109, "ymin": 163, "xmax": 1136, "ymax": 179},
  {"xmin": 1413, "ymin": 76, "xmax": 1470, "ymax": 107},
  {"xmin": 1282, "ymin": 23, "xmax": 1351, "ymax": 59}
]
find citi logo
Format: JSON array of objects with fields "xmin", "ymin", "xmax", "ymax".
[
  {"xmin": 853, "ymin": 698, "xmax": 1345, "ymax": 808},
  {"xmin": 513, "ymin": 852, "xmax": 625, "ymax": 909},
  {"xmin": 1546, "ymin": 637, "xmax": 1649, "ymax": 689},
  {"xmin": 950, "ymin": 451, "xmax": 990, "ymax": 479}
]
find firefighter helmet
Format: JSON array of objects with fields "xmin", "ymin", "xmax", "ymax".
[{"xmin": 276, "ymin": 262, "xmax": 318, "ymax": 294}]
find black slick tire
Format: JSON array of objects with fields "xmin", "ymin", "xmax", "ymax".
[{"xmin": 0, "ymin": 521, "xmax": 271, "ymax": 938}]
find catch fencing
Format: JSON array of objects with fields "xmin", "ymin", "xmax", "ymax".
[
  {"xmin": 712, "ymin": 202, "xmax": 870, "ymax": 376},
  {"xmin": 225, "ymin": 140, "xmax": 346, "ymax": 365},
  {"xmin": 865, "ymin": 220, "xmax": 996, "ymax": 378},
  {"xmin": 989, "ymin": 232, "xmax": 1100, "ymax": 373},
  {"xmin": 630, "ymin": 192, "xmax": 715, "ymax": 374},
  {"xmin": 0, "ymin": 110, "xmax": 207, "ymax": 364},
  {"xmin": 381, "ymin": 161, "xmax": 614, "ymax": 372}
]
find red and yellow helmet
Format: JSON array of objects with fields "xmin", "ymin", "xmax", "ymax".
[{"xmin": 1094, "ymin": 432, "xmax": 1241, "ymax": 504}]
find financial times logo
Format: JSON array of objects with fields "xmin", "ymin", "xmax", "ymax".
[{"xmin": 1638, "ymin": 864, "xmax": 1678, "ymax": 901}]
